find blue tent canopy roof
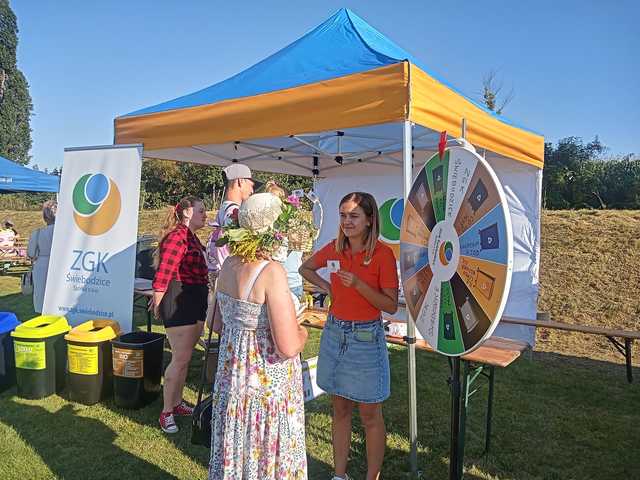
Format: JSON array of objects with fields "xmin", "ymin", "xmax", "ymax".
[
  {"xmin": 0, "ymin": 156, "xmax": 60, "ymax": 193},
  {"xmin": 124, "ymin": 8, "xmax": 419, "ymax": 117},
  {"xmin": 122, "ymin": 8, "xmax": 534, "ymax": 133}
]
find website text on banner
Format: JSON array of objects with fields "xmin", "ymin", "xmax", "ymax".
[{"xmin": 43, "ymin": 146, "xmax": 142, "ymax": 332}]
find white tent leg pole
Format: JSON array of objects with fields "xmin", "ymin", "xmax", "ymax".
[{"xmin": 403, "ymin": 120, "xmax": 419, "ymax": 476}]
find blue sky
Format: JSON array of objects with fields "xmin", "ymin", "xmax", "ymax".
[{"xmin": 11, "ymin": 0, "xmax": 640, "ymax": 170}]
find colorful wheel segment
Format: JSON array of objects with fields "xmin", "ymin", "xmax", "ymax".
[{"xmin": 399, "ymin": 146, "xmax": 513, "ymax": 356}]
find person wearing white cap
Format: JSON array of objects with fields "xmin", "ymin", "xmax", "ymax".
[{"xmin": 205, "ymin": 164, "xmax": 262, "ymax": 307}]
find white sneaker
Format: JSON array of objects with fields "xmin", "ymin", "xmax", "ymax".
[{"xmin": 331, "ymin": 475, "xmax": 350, "ymax": 480}]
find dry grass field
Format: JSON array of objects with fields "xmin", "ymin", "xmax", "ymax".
[
  {"xmin": 2, "ymin": 208, "xmax": 638, "ymax": 366},
  {"xmin": 537, "ymin": 210, "xmax": 640, "ymax": 365}
]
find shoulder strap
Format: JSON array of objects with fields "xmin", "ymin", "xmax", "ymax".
[{"xmin": 241, "ymin": 261, "xmax": 270, "ymax": 301}]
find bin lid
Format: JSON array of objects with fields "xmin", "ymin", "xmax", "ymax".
[
  {"xmin": 11, "ymin": 315, "xmax": 71, "ymax": 339},
  {"xmin": 0, "ymin": 312, "xmax": 20, "ymax": 335},
  {"xmin": 65, "ymin": 319, "xmax": 122, "ymax": 343}
]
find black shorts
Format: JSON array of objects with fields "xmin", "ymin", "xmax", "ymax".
[{"xmin": 159, "ymin": 280, "xmax": 207, "ymax": 328}]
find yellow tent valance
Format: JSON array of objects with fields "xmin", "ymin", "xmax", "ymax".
[
  {"xmin": 115, "ymin": 63, "xmax": 408, "ymax": 152},
  {"xmin": 409, "ymin": 64, "xmax": 544, "ymax": 168},
  {"xmin": 115, "ymin": 62, "xmax": 543, "ymax": 168}
]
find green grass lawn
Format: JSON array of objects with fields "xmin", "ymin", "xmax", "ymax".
[{"xmin": 1, "ymin": 275, "xmax": 639, "ymax": 479}]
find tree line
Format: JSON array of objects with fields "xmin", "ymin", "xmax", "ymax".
[
  {"xmin": 542, "ymin": 137, "xmax": 639, "ymax": 209},
  {"xmin": 2, "ymin": 137, "xmax": 639, "ymax": 211},
  {"xmin": 139, "ymin": 137, "xmax": 640, "ymax": 211},
  {"xmin": 138, "ymin": 159, "xmax": 313, "ymax": 210},
  {"xmin": 0, "ymin": 0, "xmax": 33, "ymax": 165}
]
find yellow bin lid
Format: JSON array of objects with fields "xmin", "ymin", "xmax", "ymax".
[
  {"xmin": 65, "ymin": 319, "xmax": 122, "ymax": 343},
  {"xmin": 11, "ymin": 315, "xmax": 71, "ymax": 339}
]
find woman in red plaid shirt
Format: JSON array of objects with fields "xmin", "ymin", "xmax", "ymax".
[{"xmin": 151, "ymin": 196, "xmax": 208, "ymax": 433}]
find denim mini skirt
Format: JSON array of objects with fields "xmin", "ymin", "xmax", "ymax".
[{"xmin": 316, "ymin": 314, "xmax": 390, "ymax": 404}]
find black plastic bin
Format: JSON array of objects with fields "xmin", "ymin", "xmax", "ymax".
[
  {"xmin": 0, "ymin": 312, "xmax": 20, "ymax": 393},
  {"xmin": 11, "ymin": 315, "xmax": 71, "ymax": 399},
  {"xmin": 65, "ymin": 320, "xmax": 121, "ymax": 405},
  {"xmin": 111, "ymin": 331, "xmax": 165, "ymax": 409}
]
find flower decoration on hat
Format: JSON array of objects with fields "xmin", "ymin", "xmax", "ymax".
[{"xmin": 216, "ymin": 191, "xmax": 318, "ymax": 261}]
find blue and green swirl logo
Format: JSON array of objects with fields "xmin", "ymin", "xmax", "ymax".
[
  {"xmin": 379, "ymin": 198, "xmax": 404, "ymax": 256},
  {"xmin": 72, "ymin": 173, "xmax": 121, "ymax": 235},
  {"xmin": 438, "ymin": 240, "xmax": 454, "ymax": 266}
]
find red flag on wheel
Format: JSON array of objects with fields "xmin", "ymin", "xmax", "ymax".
[{"xmin": 438, "ymin": 131, "xmax": 447, "ymax": 160}]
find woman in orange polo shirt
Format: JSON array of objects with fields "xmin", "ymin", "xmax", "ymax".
[{"xmin": 300, "ymin": 192, "xmax": 398, "ymax": 480}]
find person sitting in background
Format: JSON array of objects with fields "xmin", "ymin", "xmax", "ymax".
[
  {"xmin": 27, "ymin": 201, "xmax": 57, "ymax": 313},
  {"xmin": 3, "ymin": 218, "xmax": 18, "ymax": 237},
  {"xmin": 0, "ymin": 218, "xmax": 18, "ymax": 254},
  {"xmin": 0, "ymin": 226, "xmax": 16, "ymax": 255}
]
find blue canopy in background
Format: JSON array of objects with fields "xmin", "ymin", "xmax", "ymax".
[{"xmin": 0, "ymin": 155, "xmax": 60, "ymax": 193}]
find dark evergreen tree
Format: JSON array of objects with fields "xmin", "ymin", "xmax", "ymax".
[{"xmin": 0, "ymin": 0, "xmax": 33, "ymax": 164}]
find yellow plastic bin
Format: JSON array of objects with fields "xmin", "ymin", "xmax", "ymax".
[
  {"xmin": 65, "ymin": 320, "xmax": 121, "ymax": 405},
  {"xmin": 11, "ymin": 315, "xmax": 71, "ymax": 399}
]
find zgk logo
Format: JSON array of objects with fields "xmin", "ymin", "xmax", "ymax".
[
  {"xmin": 378, "ymin": 198, "xmax": 404, "ymax": 244},
  {"xmin": 72, "ymin": 173, "xmax": 121, "ymax": 235},
  {"xmin": 438, "ymin": 240, "xmax": 454, "ymax": 266},
  {"xmin": 378, "ymin": 197, "xmax": 404, "ymax": 259}
]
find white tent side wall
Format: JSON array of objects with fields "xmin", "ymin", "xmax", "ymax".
[{"xmin": 486, "ymin": 154, "xmax": 542, "ymax": 345}]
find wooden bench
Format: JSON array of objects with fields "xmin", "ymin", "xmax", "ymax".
[
  {"xmin": 0, "ymin": 237, "xmax": 31, "ymax": 275},
  {"xmin": 502, "ymin": 314, "xmax": 640, "ymax": 383},
  {"xmin": 300, "ymin": 308, "xmax": 529, "ymax": 457}
]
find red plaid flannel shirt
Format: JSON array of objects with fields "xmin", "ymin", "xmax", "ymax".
[{"xmin": 152, "ymin": 224, "xmax": 208, "ymax": 291}]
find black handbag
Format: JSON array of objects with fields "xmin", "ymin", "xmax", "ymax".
[
  {"xmin": 191, "ymin": 299, "xmax": 217, "ymax": 447},
  {"xmin": 191, "ymin": 394, "xmax": 213, "ymax": 447}
]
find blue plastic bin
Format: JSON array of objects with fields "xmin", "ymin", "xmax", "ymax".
[{"xmin": 0, "ymin": 312, "xmax": 20, "ymax": 392}]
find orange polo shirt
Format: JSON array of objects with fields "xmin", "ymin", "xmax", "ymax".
[{"xmin": 311, "ymin": 240, "xmax": 399, "ymax": 321}]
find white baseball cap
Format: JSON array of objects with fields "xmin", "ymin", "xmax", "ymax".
[{"xmin": 222, "ymin": 164, "xmax": 263, "ymax": 189}]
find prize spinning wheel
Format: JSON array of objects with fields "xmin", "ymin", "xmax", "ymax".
[{"xmin": 400, "ymin": 145, "xmax": 513, "ymax": 356}]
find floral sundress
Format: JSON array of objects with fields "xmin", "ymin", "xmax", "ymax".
[{"xmin": 208, "ymin": 269, "xmax": 307, "ymax": 480}]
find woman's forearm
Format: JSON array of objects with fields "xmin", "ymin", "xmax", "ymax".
[
  {"xmin": 299, "ymin": 266, "xmax": 330, "ymax": 293},
  {"xmin": 152, "ymin": 290, "xmax": 165, "ymax": 318},
  {"xmin": 354, "ymin": 282, "xmax": 398, "ymax": 314},
  {"xmin": 153, "ymin": 291, "xmax": 165, "ymax": 306},
  {"xmin": 296, "ymin": 326, "xmax": 308, "ymax": 354},
  {"xmin": 212, "ymin": 304, "xmax": 223, "ymax": 334}
]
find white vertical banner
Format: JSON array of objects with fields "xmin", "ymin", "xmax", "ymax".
[{"xmin": 43, "ymin": 145, "xmax": 142, "ymax": 332}]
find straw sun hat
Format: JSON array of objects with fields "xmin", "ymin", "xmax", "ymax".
[{"xmin": 238, "ymin": 193, "xmax": 283, "ymax": 234}]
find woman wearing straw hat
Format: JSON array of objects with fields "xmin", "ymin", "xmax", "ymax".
[{"xmin": 209, "ymin": 192, "xmax": 308, "ymax": 480}]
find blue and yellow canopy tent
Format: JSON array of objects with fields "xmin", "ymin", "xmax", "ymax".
[
  {"xmin": 115, "ymin": 8, "xmax": 542, "ymax": 170},
  {"xmin": 0, "ymin": 155, "xmax": 60, "ymax": 193},
  {"xmin": 115, "ymin": 8, "xmax": 544, "ymax": 473}
]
